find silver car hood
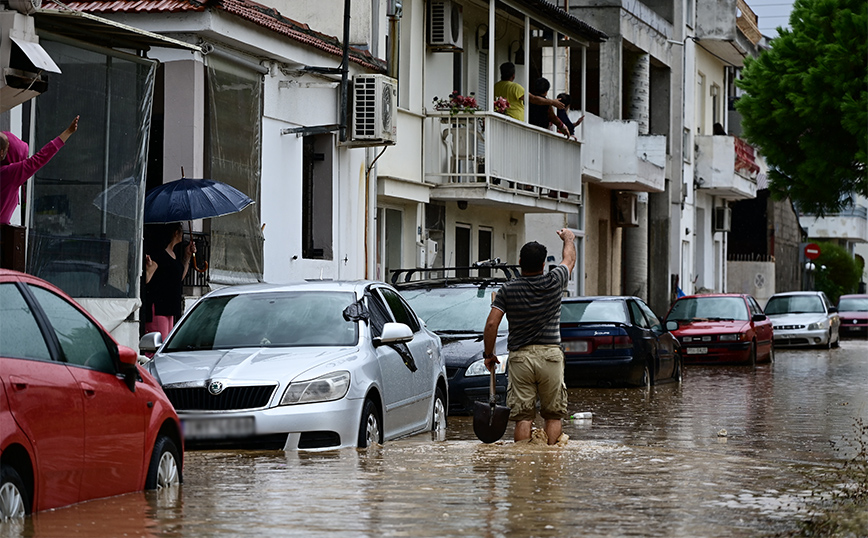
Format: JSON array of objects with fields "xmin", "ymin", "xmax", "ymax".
[{"xmin": 152, "ymin": 347, "xmax": 360, "ymax": 387}]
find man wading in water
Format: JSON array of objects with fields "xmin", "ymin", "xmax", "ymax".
[{"xmin": 482, "ymin": 229, "xmax": 576, "ymax": 445}]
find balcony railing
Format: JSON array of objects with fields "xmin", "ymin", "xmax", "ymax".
[{"xmin": 424, "ymin": 111, "xmax": 582, "ymax": 206}]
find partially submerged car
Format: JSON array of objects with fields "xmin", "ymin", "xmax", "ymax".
[
  {"xmin": 392, "ymin": 262, "xmax": 520, "ymax": 415},
  {"xmin": 1, "ymin": 269, "xmax": 182, "ymax": 519},
  {"xmin": 560, "ymin": 296, "xmax": 681, "ymax": 388},
  {"xmin": 765, "ymin": 291, "xmax": 840, "ymax": 348},
  {"xmin": 664, "ymin": 293, "xmax": 774, "ymax": 365},
  {"xmin": 837, "ymin": 294, "xmax": 868, "ymax": 338},
  {"xmin": 141, "ymin": 280, "xmax": 447, "ymax": 451}
]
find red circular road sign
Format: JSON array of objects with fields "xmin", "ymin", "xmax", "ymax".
[{"xmin": 805, "ymin": 243, "xmax": 821, "ymax": 260}]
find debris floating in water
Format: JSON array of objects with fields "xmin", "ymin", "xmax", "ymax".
[
  {"xmin": 570, "ymin": 412, "xmax": 593, "ymax": 420},
  {"xmin": 717, "ymin": 429, "xmax": 728, "ymax": 437}
]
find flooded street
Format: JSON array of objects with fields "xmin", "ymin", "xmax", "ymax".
[{"xmin": 5, "ymin": 340, "xmax": 867, "ymax": 538}]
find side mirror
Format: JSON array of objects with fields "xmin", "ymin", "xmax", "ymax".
[
  {"xmin": 139, "ymin": 331, "xmax": 163, "ymax": 353},
  {"xmin": 828, "ymin": 307, "xmax": 838, "ymax": 314},
  {"xmin": 665, "ymin": 320, "xmax": 679, "ymax": 331},
  {"xmin": 374, "ymin": 322, "xmax": 413, "ymax": 346},
  {"xmin": 117, "ymin": 344, "xmax": 139, "ymax": 392},
  {"xmin": 751, "ymin": 313, "xmax": 767, "ymax": 322}
]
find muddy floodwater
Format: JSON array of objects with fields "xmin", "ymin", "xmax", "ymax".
[{"xmin": 4, "ymin": 340, "xmax": 867, "ymax": 538}]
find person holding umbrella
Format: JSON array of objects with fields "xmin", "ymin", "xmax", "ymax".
[{"xmin": 143, "ymin": 222, "xmax": 196, "ymax": 339}]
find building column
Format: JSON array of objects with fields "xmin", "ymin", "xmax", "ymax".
[
  {"xmin": 598, "ymin": 37, "xmax": 622, "ymax": 120},
  {"xmin": 622, "ymin": 53, "xmax": 650, "ymax": 299}
]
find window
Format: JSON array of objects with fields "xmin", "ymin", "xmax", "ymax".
[
  {"xmin": 0, "ymin": 283, "xmax": 52, "ymax": 361},
  {"xmin": 27, "ymin": 39, "xmax": 156, "ymax": 298},
  {"xmin": 28, "ymin": 285, "xmax": 115, "ymax": 374},
  {"xmin": 636, "ymin": 300, "xmax": 663, "ymax": 331},
  {"xmin": 302, "ymin": 135, "xmax": 333, "ymax": 260},
  {"xmin": 378, "ymin": 288, "xmax": 420, "ymax": 333},
  {"xmin": 628, "ymin": 300, "xmax": 651, "ymax": 329}
]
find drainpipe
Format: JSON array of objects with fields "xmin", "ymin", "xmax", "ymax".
[{"xmin": 338, "ymin": 0, "xmax": 351, "ymax": 143}]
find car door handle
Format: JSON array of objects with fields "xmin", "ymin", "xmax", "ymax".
[
  {"xmin": 9, "ymin": 376, "xmax": 27, "ymax": 391},
  {"xmin": 80, "ymin": 382, "xmax": 96, "ymax": 398}
]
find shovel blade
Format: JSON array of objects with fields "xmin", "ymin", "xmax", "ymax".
[{"xmin": 473, "ymin": 401, "xmax": 510, "ymax": 443}]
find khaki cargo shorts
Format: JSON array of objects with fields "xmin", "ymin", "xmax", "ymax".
[{"xmin": 506, "ymin": 344, "xmax": 569, "ymax": 421}]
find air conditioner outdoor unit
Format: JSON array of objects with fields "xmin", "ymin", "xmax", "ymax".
[
  {"xmin": 713, "ymin": 206, "xmax": 732, "ymax": 232},
  {"xmin": 349, "ymin": 74, "xmax": 397, "ymax": 147},
  {"xmin": 614, "ymin": 192, "xmax": 639, "ymax": 227},
  {"xmin": 428, "ymin": 0, "xmax": 464, "ymax": 51},
  {"xmin": 1, "ymin": 10, "xmax": 62, "ymax": 114}
]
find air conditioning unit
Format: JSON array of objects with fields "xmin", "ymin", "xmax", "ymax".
[
  {"xmin": 1, "ymin": 11, "xmax": 62, "ymax": 114},
  {"xmin": 614, "ymin": 192, "xmax": 639, "ymax": 227},
  {"xmin": 713, "ymin": 206, "xmax": 732, "ymax": 232},
  {"xmin": 349, "ymin": 74, "xmax": 397, "ymax": 147},
  {"xmin": 428, "ymin": 0, "xmax": 464, "ymax": 51}
]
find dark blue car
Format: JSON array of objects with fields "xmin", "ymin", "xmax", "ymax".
[
  {"xmin": 393, "ymin": 263, "xmax": 518, "ymax": 415},
  {"xmin": 560, "ymin": 296, "xmax": 682, "ymax": 388}
]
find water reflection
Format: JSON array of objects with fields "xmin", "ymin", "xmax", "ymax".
[{"xmin": 3, "ymin": 341, "xmax": 865, "ymax": 537}]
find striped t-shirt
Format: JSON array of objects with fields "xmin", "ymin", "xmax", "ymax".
[{"xmin": 492, "ymin": 264, "xmax": 569, "ymax": 351}]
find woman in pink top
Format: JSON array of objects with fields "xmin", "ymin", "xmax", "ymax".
[{"xmin": 0, "ymin": 116, "xmax": 79, "ymax": 225}]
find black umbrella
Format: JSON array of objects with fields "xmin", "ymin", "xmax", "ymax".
[{"xmin": 144, "ymin": 173, "xmax": 254, "ymax": 272}]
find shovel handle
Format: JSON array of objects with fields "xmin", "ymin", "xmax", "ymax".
[{"xmin": 489, "ymin": 365, "xmax": 497, "ymax": 405}]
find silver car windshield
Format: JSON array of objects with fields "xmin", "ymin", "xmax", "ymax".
[
  {"xmin": 666, "ymin": 297, "xmax": 749, "ymax": 321},
  {"xmin": 164, "ymin": 291, "xmax": 359, "ymax": 351},
  {"xmin": 400, "ymin": 286, "xmax": 508, "ymax": 333},
  {"xmin": 561, "ymin": 301, "xmax": 628, "ymax": 323},
  {"xmin": 765, "ymin": 295, "xmax": 824, "ymax": 315}
]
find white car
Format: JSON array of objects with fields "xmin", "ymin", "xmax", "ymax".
[
  {"xmin": 764, "ymin": 291, "xmax": 841, "ymax": 348},
  {"xmin": 140, "ymin": 281, "xmax": 447, "ymax": 451}
]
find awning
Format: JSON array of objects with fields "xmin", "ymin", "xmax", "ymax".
[
  {"xmin": 34, "ymin": 9, "xmax": 201, "ymax": 53},
  {"xmin": 10, "ymin": 36, "xmax": 62, "ymax": 73}
]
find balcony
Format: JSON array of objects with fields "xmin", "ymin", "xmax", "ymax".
[
  {"xmin": 695, "ymin": 0, "xmax": 762, "ymax": 65},
  {"xmin": 695, "ymin": 135, "xmax": 758, "ymax": 200},
  {"xmin": 586, "ymin": 117, "xmax": 666, "ymax": 192},
  {"xmin": 424, "ymin": 112, "xmax": 582, "ymax": 212},
  {"xmin": 802, "ymin": 205, "xmax": 868, "ymax": 243}
]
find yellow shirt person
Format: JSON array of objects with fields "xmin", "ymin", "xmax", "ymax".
[{"xmin": 494, "ymin": 79, "xmax": 525, "ymax": 121}]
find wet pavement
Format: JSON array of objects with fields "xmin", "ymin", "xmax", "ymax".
[{"xmin": 3, "ymin": 339, "xmax": 866, "ymax": 538}]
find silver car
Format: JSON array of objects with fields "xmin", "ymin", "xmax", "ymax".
[
  {"xmin": 140, "ymin": 281, "xmax": 447, "ymax": 451},
  {"xmin": 765, "ymin": 291, "xmax": 841, "ymax": 348}
]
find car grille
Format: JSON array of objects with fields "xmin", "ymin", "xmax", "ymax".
[
  {"xmin": 164, "ymin": 385, "xmax": 277, "ymax": 411},
  {"xmin": 682, "ymin": 335, "xmax": 717, "ymax": 343},
  {"xmin": 775, "ymin": 324, "xmax": 805, "ymax": 330}
]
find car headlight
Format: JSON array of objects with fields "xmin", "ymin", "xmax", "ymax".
[
  {"xmin": 280, "ymin": 371, "xmax": 350, "ymax": 405},
  {"xmin": 807, "ymin": 320, "xmax": 827, "ymax": 331},
  {"xmin": 465, "ymin": 355, "xmax": 508, "ymax": 376},
  {"xmin": 718, "ymin": 333, "xmax": 744, "ymax": 342}
]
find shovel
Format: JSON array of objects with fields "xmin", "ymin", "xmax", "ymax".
[{"xmin": 473, "ymin": 366, "xmax": 510, "ymax": 443}]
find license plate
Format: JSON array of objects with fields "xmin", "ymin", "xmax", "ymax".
[
  {"xmin": 686, "ymin": 347, "xmax": 708, "ymax": 355},
  {"xmin": 182, "ymin": 417, "xmax": 254, "ymax": 440}
]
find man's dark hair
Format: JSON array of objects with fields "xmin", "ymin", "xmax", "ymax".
[
  {"xmin": 532, "ymin": 77, "xmax": 551, "ymax": 96},
  {"xmin": 499, "ymin": 62, "xmax": 516, "ymax": 80},
  {"xmin": 519, "ymin": 241, "xmax": 547, "ymax": 273}
]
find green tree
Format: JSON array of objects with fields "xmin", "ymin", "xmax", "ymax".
[
  {"xmin": 735, "ymin": 0, "xmax": 867, "ymax": 215},
  {"xmin": 813, "ymin": 242, "xmax": 861, "ymax": 303}
]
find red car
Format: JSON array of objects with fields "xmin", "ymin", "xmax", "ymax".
[
  {"xmin": 664, "ymin": 293, "xmax": 774, "ymax": 365},
  {"xmin": 837, "ymin": 294, "xmax": 868, "ymax": 338},
  {"xmin": 0, "ymin": 269, "xmax": 182, "ymax": 518}
]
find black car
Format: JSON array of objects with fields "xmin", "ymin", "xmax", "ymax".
[
  {"xmin": 560, "ymin": 296, "xmax": 681, "ymax": 388},
  {"xmin": 393, "ymin": 262, "xmax": 519, "ymax": 415}
]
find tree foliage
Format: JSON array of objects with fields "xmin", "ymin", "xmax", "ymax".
[
  {"xmin": 812, "ymin": 242, "xmax": 862, "ymax": 303},
  {"xmin": 735, "ymin": 0, "xmax": 867, "ymax": 215}
]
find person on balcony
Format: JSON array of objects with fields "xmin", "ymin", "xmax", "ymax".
[
  {"xmin": 528, "ymin": 78, "xmax": 570, "ymax": 138},
  {"xmin": 555, "ymin": 93, "xmax": 584, "ymax": 139},
  {"xmin": 0, "ymin": 116, "xmax": 79, "ymax": 225},
  {"xmin": 494, "ymin": 62, "xmax": 564, "ymax": 122}
]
